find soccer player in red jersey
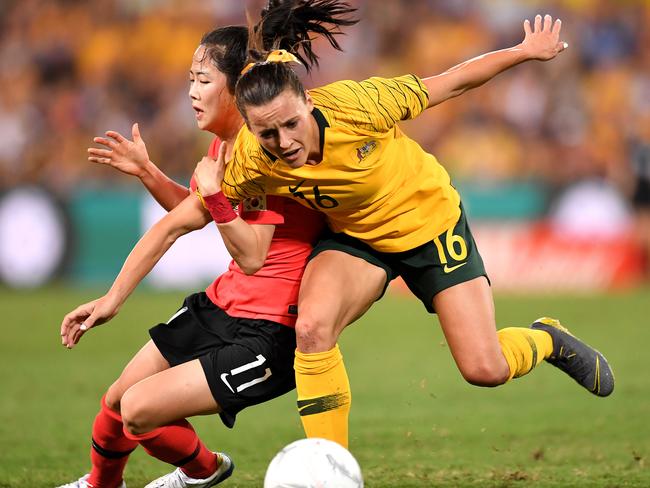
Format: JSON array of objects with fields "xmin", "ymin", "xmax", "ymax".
[{"xmin": 56, "ymin": 2, "xmax": 355, "ymax": 487}]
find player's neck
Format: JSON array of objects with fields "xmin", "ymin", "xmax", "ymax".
[{"xmin": 215, "ymin": 114, "xmax": 244, "ymax": 148}]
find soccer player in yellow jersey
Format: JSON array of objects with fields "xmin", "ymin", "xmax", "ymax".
[{"xmin": 207, "ymin": 12, "xmax": 616, "ymax": 448}]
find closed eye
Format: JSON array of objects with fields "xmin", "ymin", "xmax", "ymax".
[{"xmin": 189, "ymin": 77, "xmax": 210, "ymax": 85}]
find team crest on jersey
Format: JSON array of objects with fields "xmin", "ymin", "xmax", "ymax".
[
  {"xmin": 243, "ymin": 195, "xmax": 267, "ymax": 212},
  {"xmin": 356, "ymin": 140, "xmax": 378, "ymax": 163}
]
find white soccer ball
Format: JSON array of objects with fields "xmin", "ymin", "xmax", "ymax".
[{"xmin": 264, "ymin": 438, "xmax": 364, "ymax": 488}]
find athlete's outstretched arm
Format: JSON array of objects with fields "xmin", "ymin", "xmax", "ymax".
[
  {"xmin": 88, "ymin": 122, "xmax": 190, "ymax": 211},
  {"xmin": 422, "ymin": 14, "xmax": 566, "ymax": 108},
  {"xmin": 194, "ymin": 142, "xmax": 275, "ymax": 275},
  {"xmin": 60, "ymin": 182, "xmax": 276, "ymax": 347},
  {"xmin": 60, "ymin": 194, "xmax": 210, "ymax": 348}
]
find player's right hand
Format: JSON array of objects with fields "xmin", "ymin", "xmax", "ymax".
[
  {"xmin": 88, "ymin": 123, "xmax": 151, "ymax": 178},
  {"xmin": 60, "ymin": 295, "xmax": 121, "ymax": 349},
  {"xmin": 194, "ymin": 141, "xmax": 228, "ymax": 197}
]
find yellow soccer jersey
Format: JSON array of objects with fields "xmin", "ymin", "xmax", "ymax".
[{"xmin": 222, "ymin": 74, "xmax": 461, "ymax": 253}]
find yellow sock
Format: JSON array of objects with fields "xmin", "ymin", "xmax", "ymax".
[
  {"xmin": 294, "ymin": 344, "xmax": 351, "ymax": 448},
  {"xmin": 497, "ymin": 327, "xmax": 553, "ymax": 381}
]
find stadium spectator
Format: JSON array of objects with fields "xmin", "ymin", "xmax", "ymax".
[
  {"xmin": 0, "ymin": 0, "xmax": 647, "ymax": 198},
  {"xmin": 628, "ymin": 127, "xmax": 650, "ymax": 280}
]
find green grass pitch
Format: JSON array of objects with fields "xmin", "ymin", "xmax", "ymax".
[{"xmin": 0, "ymin": 286, "xmax": 648, "ymax": 487}]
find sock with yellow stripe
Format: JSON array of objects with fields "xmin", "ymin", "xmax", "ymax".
[
  {"xmin": 294, "ymin": 344, "xmax": 351, "ymax": 448},
  {"xmin": 497, "ymin": 327, "xmax": 553, "ymax": 381}
]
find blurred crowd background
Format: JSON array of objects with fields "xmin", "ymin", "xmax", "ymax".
[{"xmin": 0, "ymin": 0, "xmax": 649, "ymax": 287}]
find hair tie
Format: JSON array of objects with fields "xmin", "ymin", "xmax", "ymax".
[{"xmin": 241, "ymin": 49, "xmax": 302, "ymax": 75}]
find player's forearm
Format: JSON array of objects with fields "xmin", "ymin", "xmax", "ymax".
[
  {"xmin": 105, "ymin": 197, "xmax": 208, "ymax": 306},
  {"xmin": 217, "ymin": 219, "xmax": 270, "ymax": 274},
  {"xmin": 105, "ymin": 223, "xmax": 179, "ymax": 307},
  {"xmin": 140, "ymin": 160, "xmax": 191, "ymax": 211},
  {"xmin": 423, "ymin": 45, "xmax": 529, "ymax": 107}
]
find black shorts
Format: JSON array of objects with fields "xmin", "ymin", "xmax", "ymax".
[
  {"xmin": 310, "ymin": 203, "xmax": 488, "ymax": 313},
  {"xmin": 149, "ymin": 292, "xmax": 297, "ymax": 428}
]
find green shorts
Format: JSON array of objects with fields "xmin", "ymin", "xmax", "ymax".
[{"xmin": 310, "ymin": 203, "xmax": 488, "ymax": 313}]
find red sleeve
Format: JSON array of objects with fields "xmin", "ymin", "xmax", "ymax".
[
  {"xmin": 207, "ymin": 137, "xmax": 221, "ymax": 158},
  {"xmin": 240, "ymin": 195, "xmax": 285, "ymax": 225},
  {"xmin": 191, "ymin": 137, "xmax": 222, "ymax": 192}
]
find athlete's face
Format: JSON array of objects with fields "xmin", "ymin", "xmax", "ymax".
[
  {"xmin": 189, "ymin": 46, "xmax": 238, "ymax": 133},
  {"xmin": 245, "ymin": 89, "xmax": 319, "ymax": 169}
]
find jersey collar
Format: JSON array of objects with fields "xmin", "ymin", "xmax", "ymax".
[{"xmin": 311, "ymin": 107, "xmax": 329, "ymax": 156}]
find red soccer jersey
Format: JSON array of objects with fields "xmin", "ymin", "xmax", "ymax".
[{"xmin": 200, "ymin": 138, "xmax": 325, "ymax": 327}]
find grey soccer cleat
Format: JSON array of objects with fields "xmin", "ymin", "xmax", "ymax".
[
  {"xmin": 55, "ymin": 474, "xmax": 126, "ymax": 488},
  {"xmin": 144, "ymin": 453, "xmax": 234, "ymax": 488},
  {"xmin": 531, "ymin": 317, "xmax": 614, "ymax": 397}
]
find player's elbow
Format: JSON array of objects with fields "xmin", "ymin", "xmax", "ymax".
[{"xmin": 237, "ymin": 256, "xmax": 265, "ymax": 275}]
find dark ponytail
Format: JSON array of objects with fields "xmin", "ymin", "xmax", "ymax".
[
  {"xmin": 236, "ymin": 0, "xmax": 358, "ymax": 117},
  {"xmin": 251, "ymin": 0, "xmax": 358, "ymax": 72},
  {"xmin": 198, "ymin": 0, "xmax": 357, "ymax": 97}
]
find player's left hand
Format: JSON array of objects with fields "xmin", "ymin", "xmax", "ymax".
[
  {"xmin": 60, "ymin": 295, "xmax": 120, "ymax": 349},
  {"xmin": 521, "ymin": 14, "xmax": 567, "ymax": 61}
]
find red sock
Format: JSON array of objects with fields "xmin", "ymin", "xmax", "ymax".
[
  {"xmin": 123, "ymin": 419, "xmax": 217, "ymax": 479},
  {"xmin": 87, "ymin": 395, "xmax": 138, "ymax": 488}
]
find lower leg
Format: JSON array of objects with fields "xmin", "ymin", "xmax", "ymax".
[
  {"xmin": 435, "ymin": 278, "xmax": 554, "ymax": 384},
  {"xmin": 435, "ymin": 277, "xmax": 511, "ymax": 386},
  {"xmin": 123, "ymin": 419, "xmax": 218, "ymax": 479},
  {"xmin": 434, "ymin": 279, "xmax": 612, "ymax": 394},
  {"xmin": 497, "ymin": 327, "xmax": 553, "ymax": 380},
  {"xmin": 87, "ymin": 396, "xmax": 138, "ymax": 488},
  {"xmin": 295, "ymin": 345, "xmax": 351, "ymax": 448},
  {"xmin": 119, "ymin": 359, "xmax": 222, "ymax": 478},
  {"xmin": 88, "ymin": 341, "xmax": 170, "ymax": 487},
  {"xmin": 294, "ymin": 251, "xmax": 386, "ymax": 447}
]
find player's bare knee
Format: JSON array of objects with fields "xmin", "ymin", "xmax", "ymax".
[
  {"xmin": 121, "ymin": 408, "xmax": 152, "ymax": 436},
  {"xmin": 104, "ymin": 382, "xmax": 124, "ymax": 413},
  {"xmin": 460, "ymin": 361, "xmax": 509, "ymax": 387},
  {"xmin": 295, "ymin": 316, "xmax": 338, "ymax": 353},
  {"xmin": 120, "ymin": 390, "xmax": 155, "ymax": 435}
]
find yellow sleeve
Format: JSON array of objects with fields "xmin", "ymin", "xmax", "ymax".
[
  {"xmin": 221, "ymin": 130, "xmax": 269, "ymax": 202},
  {"xmin": 309, "ymin": 74, "xmax": 429, "ymax": 133}
]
